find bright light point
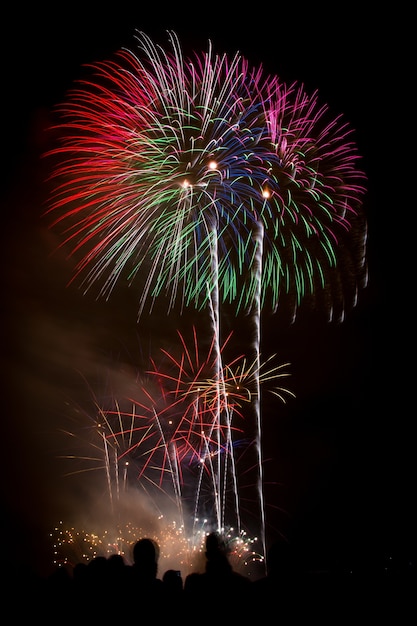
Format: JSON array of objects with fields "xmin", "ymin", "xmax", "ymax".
[
  {"xmin": 208, "ymin": 160, "xmax": 218, "ymax": 170},
  {"xmin": 262, "ymin": 188, "xmax": 271, "ymax": 198},
  {"xmin": 181, "ymin": 179, "xmax": 192, "ymax": 188}
]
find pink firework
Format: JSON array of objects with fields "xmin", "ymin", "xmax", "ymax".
[{"xmin": 82, "ymin": 327, "xmax": 293, "ymax": 531}]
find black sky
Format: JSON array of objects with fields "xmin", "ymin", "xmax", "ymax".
[{"xmin": 1, "ymin": 5, "xmax": 413, "ymax": 578}]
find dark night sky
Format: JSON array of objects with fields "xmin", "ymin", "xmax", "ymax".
[{"xmin": 1, "ymin": 5, "xmax": 413, "ymax": 578}]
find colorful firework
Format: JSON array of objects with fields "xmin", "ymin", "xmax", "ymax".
[
  {"xmin": 45, "ymin": 30, "xmax": 367, "ymax": 321},
  {"xmin": 59, "ymin": 328, "xmax": 294, "ymax": 541},
  {"xmin": 44, "ymin": 30, "xmax": 368, "ymax": 572}
]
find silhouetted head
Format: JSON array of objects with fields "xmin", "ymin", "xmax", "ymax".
[
  {"xmin": 205, "ymin": 532, "xmax": 227, "ymax": 558},
  {"xmin": 132, "ymin": 538, "xmax": 160, "ymax": 578},
  {"xmin": 107, "ymin": 553, "xmax": 125, "ymax": 571},
  {"xmin": 162, "ymin": 568, "xmax": 183, "ymax": 592},
  {"xmin": 204, "ymin": 532, "xmax": 232, "ymax": 575}
]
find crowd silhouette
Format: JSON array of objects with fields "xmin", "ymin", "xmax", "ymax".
[{"xmin": 6, "ymin": 530, "xmax": 415, "ymax": 622}]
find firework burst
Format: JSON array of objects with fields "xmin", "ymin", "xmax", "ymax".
[
  {"xmin": 58, "ymin": 327, "xmax": 293, "ymax": 538},
  {"xmin": 45, "ymin": 30, "xmax": 367, "ymax": 321}
]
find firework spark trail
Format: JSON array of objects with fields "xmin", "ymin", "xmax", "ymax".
[
  {"xmin": 205, "ymin": 231, "xmax": 243, "ymax": 534},
  {"xmin": 152, "ymin": 408, "xmax": 181, "ymax": 506},
  {"xmin": 102, "ymin": 430, "xmax": 114, "ymax": 513},
  {"xmin": 253, "ymin": 221, "xmax": 266, "ymax": 560},
  {"xmin": 208, "ymin": 228, "xmax": 222, "ymax": 530}
]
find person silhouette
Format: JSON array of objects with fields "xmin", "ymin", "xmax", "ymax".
[
  {"xmin": 127, "ymin": 538, "xmax": 166, "ymax": 601},
  {"xmin": 107, "ymin": 552, "xmax": 129, "ymax": 591},
  {"xmin": 162, "ymin": 568, "xmax": 183, "ymax": 592},
  {"xmin": 162, "ymin": 568, "xmax": 184, "ymax": 606},
  {"xmin": 184, "ymin": 531, "xmax": 253, "ymax": 622}
]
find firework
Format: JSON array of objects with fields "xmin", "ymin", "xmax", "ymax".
[
  {"xmin": 45, "ymin": 30, "xmax": 367, "ymax": 573},
  {"xmin": 50, "ymin": 519, "xmax": 263, "ymax": 577},
  {"xmin": 60, "ymin": 328, "xmax": 293, "ymax": 538},
  {"xmin": 45, "ymin": 30, "xmax": 367, "ymax": 321}
]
